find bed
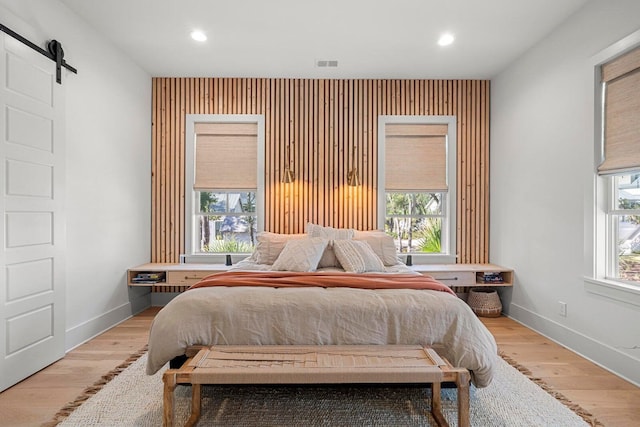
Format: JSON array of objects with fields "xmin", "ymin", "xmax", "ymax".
[{"xmin": 146, "ymin": 225, "xmax": 499, "ymax": 388}]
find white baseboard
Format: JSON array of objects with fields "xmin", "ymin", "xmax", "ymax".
[
  {"xmin": 509, "ymin": 303, "xmax": 640, "ymax": 387},
  {"xmin": 65, "ymin": 302, "xmax": 135, "ymax": 352}
]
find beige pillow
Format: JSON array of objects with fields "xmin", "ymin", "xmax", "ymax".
[
  {"xmin": 354, "ymin": 230, "xmax": 400, "ymax": 266},
  {"xmin": 271, "ymin": 237, "xmax": 329, "ymax": 272},
  {"xmin": 306, "ymin": 223, "xmax": 355, "ymax": 268},
  {"xmin": 333, "ymin": 240, "xmax": 385, "ymax": 273},
  {"xmin": 306, "ymin": 222, "xmax": 355, "ymax": 240},
  {"xmin": 254, "ymin": 232, "xmax": 307, "ymax": 265}
]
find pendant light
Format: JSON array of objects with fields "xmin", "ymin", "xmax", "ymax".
[
  {"xmin": 347, "ymin": 139, "xmax": 360, "ymax": 187},
  {"xmin": 282, "ymin": 141, "xmax": 295, "ymax": 183}
]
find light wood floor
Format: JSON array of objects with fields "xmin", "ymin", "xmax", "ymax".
[{"xmin": 0, "ymin": 307, "xmax": 638, "ymax": 427}]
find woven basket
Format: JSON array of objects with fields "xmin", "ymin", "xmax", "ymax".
[{"xmin": 467, "ymin": 288, "xmax": 502, "ymax": 317}]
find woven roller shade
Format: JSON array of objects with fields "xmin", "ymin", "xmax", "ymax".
[
  {"xmin": 385, "ymin": 123, "xmax": 448, "ymax": 191},
  {"xmin": 194, "ymin": 122, "xmax": 258, "ymax": 190},
  {"xmin": 599, "ymin": 46, "xmax": 640, "ymax": 175}
]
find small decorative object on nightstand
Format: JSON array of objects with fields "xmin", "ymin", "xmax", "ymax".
[
  {"xmin": 405, "ymin": 254, "xmax": 412, "ymax": 266},
  {"xmin": 225, "ymin": 254, "xmax": 233, "ymax": 266}
]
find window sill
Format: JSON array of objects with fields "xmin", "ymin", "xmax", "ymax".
[
  {"xmin": 182, "ymin": 253, "xmax": 252, "ymax": 264},
  {"xmin": 584, "ymin": 277, "xmax": 640, "ymax": 308}
]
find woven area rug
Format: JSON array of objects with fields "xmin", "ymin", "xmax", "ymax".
[{"xmin": 52, "ymin": 350, "xmax": 600, "ymax": 427}]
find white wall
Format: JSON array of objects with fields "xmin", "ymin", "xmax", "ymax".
[
  {"xmin": 0, "ymin": 0, "xmax": 151, "ymax": 350},
  {"xmin": 491, "ymin": 0, "xmax": 640, "ymax": 385},
  {"xmin": 3, "ymin": 0, "xmax": 638, "ymax": 381}
]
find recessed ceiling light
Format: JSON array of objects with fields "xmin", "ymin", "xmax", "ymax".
[
  {"xmin": 438, "ymin": 33, "xmax": 455, "ymax": 47},
  {"xmin": 190, "ymin": 30, "xmax": 207, "ymax": 42}
]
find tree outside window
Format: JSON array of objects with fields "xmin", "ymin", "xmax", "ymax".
[
  {"xmin": 196, "ymin": 191, "xmax": 257, "ymax": 253},
  {"xmin": 385, "ymin": 192, "xmax": 444, "ymax": 254}
]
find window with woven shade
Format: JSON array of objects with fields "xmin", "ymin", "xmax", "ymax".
[
  {"xmin": 378, "ymin": 116, "xmax": 457, "ymax": 263},
  {"xmin": 598, "ymin": 45, "xmax": 640, "ymax": 176},
  {"xmin": 384, "ymin": 123, "xmax": 448, "ymax": 192},
  {"xmin": 185, "ymin": 115, "xmax": 264, "ymax": 259},
  {"xmin": 593, "ymin": 43, "xmax": 640, "ymax": 288},
  {"xmin": 193, "ymin": 122, "xmax": 258, "ymax": 190}
]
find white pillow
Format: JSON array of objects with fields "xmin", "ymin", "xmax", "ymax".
[
  {"xmin": 354, "ymin": 230, "xmax": 400, "ymax": 266},
  {"xmin": 254, "ymin": 232, "xmax": 307, "ymax": 265},
  {"xmin": 306, "ymin": 223, "xmax": 355, "ymax": 268},
  {"xmin": 271, "ymin": 237, "xmax": 329, "ymax": 272},
  {"xmin": 333, "ymin": 240, "xmax": 385, "ymax": 273}
]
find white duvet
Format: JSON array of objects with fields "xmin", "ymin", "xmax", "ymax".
[{"xmin": 146, "ymin": 262, "xmax": 498, "ymax": 387}]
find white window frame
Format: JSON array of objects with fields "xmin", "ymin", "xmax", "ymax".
[
  {"xmin": 377, "ymin": 115, "xmax": 457, "ymax": 264},
  {"xmin": 585, "ymin": 30, "xmax": 640, "ymax": 307},
  {"xmin": 184, "ymin": 114, "xmax": 265, "ymax": 262}
]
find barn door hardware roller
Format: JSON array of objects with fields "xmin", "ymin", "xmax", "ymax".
[
  {"xmin": 0, "ymin": 22, "xmax": 77, "ymax": 84},
  {"xmin": 48, "ymin": 39, "xmax": 69, "ymax": 84}
]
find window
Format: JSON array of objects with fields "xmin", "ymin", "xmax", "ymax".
[
  {"xmin": 604, "ymin": 174, "xmax": 640, "ymax": 284},
  {"xmin": 596, "ymin": 43, "xmax": 640, "ymax": 286},
  {"xmin": 185, "ymin": 115, "xmax": 265, "ymax": 259},
  {"xmin": 588, "ymin": 35, "xmax": 640, "ymax": 304},
  {"xmin": 195, "ymin": 191, "xmax": 257, "ymax": 253},
  {"xmin": 378, "ymin": 116, "xmax": 456, "ymax": 262},
  {"xmin": 385, "ymin": 192, "xmax": 446, "ymax": 253}
]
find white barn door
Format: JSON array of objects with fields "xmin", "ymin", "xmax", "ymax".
[{"xmin": 0, "ymin": 33, "xmax": 66, "ymax": 392}]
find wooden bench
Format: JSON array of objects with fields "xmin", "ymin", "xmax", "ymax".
[{"xmin": 163, "ymin": 345, "xmax": 470, "ymax": 427}]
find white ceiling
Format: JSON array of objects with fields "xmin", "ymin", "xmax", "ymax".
[{"xmin": 60, "ymin": 0, "xmax": 588, "ymax": 79}]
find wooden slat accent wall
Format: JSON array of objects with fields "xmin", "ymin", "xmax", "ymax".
[{"xmin": 152, "ymin": 78, "xmax": 490, "ymax": 264}]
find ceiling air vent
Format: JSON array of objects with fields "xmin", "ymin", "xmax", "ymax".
[{"xmin": 316, "ymin": 60, "xmax": 338, "ymax": 68}]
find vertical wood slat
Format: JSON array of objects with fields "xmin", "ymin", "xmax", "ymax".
[
  {"xmin": 160, "ymin": 79, "xmax": 168, "ymax": 261},
  {"xmin": 151, "ymin": 79, "xmax": 158, "ymax": 261},
  {"xmin": 151, "ymin": 78, "xmax": 490, "ymax": 264}
]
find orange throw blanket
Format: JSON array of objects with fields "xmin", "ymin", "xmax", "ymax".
[{"xmin": 189, "ymin": 271, "xmax": 456, "ymax": 296}]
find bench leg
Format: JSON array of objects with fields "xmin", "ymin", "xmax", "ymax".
[
  {"xmin": 185, "ymin": 384, "xmax": 202, "ymax": 427},
  {"xmin": 430, "ymin": 381, "xmax": 449, "ymax": 426},
  {"xmin": 456, "ymin": 370, "xmax": 471, "ymax": 427},
  {"xmin": 163, "ymin": 371, "xmax": 177, "ymax": 427}
]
